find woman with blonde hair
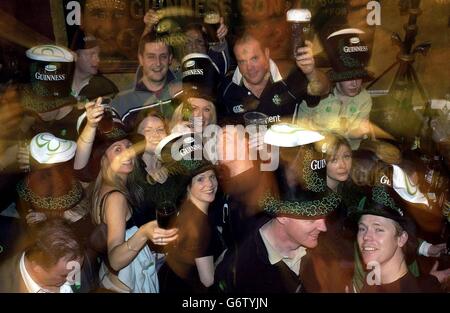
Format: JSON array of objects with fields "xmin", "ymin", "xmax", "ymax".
[{"xmin": 170, "ymin": 88, "xmax": 217, "ymax": 134}]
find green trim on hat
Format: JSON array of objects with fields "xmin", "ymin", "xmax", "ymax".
[
  {"xmin": 340, "ymin": 54, "xmax": 361, "ymax": 69},
  {"xmin": 302, "ymin": 149, "xmax": 326, "ymax": 192},
  {"xmin": 330, "ymin": 68, "xmax": 370, "ymax": 82},
  {"xmin": 103, "ymin": 127, "xmax": 127, "ymax": 140},
  {"xmin": 17, "ymin": 179, "xmax": 83, "ymax": 212},
  {"xmin": 21, "ymin": 85, "xmax": 76, "ymax": 113},
  {"xmin": 262, "ymin": 192, "xmax": 341, "ymax": 218},
  {"xmin": 371, "ymin": 186, "xmax": 404, "ymax": 217},
  {"xmin": 178, "ymin": 159, "xmax": 212, "ymax": 173},
  {"xmin": 352, "ymin": 186, "xmax": 405, "ymax": 219}
]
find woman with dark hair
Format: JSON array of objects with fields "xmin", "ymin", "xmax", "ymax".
[
  {"xmin": 126, "ymin": 109, "xmax": 185, "ymax": 229},
  {"xmin": 157, "ymin": 133, "xmax": 222, "ymax": 293}
]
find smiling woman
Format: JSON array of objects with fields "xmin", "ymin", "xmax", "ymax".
[
  {"xmin": 157, "ymin": 132, "xmax": 222, "ymax": 293},
  {"xmin": 73, "ymin": 98, "xmax": 179, "ymax": 292}
]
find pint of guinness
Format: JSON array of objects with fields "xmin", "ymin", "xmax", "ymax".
[
  {"xmin": 203, "ymin": 11, "xmax": 220, "ymax": 46},
  {"xmin": 156, "ymin": 201, "xmax": 177, "ymax": 229},
  {"xmin": 286, "ymin": 9, "xmax": 312, "ymax": 57}
]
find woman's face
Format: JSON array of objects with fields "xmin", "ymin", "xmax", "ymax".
[
  {"xmin": 357, "ymin": 214, "xmax": 407, "ymax": 267},
  {"xmin": 189, "ymin": 97, "xmax": 214, "ymax": 128},
  {"xmin": 137, "ymin": 116, "xmax": 167, "ymax": 153},
  {"xmin": 189, "ymin": 169, "xmax": 218, "ymax": 204},
  {"xmin": 105, "ymin": 139, "xmax": 135, "ymax": 174},
  {"xmin": 184, "ymin": 29, "xmax": 207, "ymax": 54},
  {"xmin": 327, "ymin": 145, "xmax": 352, "ymax": 183}
]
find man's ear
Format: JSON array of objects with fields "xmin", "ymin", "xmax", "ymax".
[
  {"xmin": 168, "ymin": 53, "xmax": 173, "ymax": 65},
  {"xmin": 30, "ymin": 260, "xmax": 46, "ymax": 276},
  {"xmin": 264, "ymin": 48, "xmax": 270, "ymax": 60},
  {"xmin": 276, "ymin": 216, "xmax": 288, "ymax": 225},
  {"xmin": 398, "ymin": 231, "xmax": 408, "ymax": 248},
  {"xmin": 138, "ymin": 53, "xmax": 144, "ymax": 67}
]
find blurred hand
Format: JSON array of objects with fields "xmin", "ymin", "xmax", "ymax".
[
  {"xmin": 217, "ymin": 17, "xmax": 228, "ymax": 42},
  {"xmin": 26, "ymin": 211, "xmax": 47, "ymax": 224},
  {"xmin": 430, "ymin": 261, "xmax": 450, "ymax": 283},
  {"xmin": 171, "ymin": 121, "xmax": 192, "ymax": 134},
  {"xmin": 148, "ymin": 166, "xmax": 169, "ymax": 184},
  {"xmin": 295, "ymin": 40, "xmax": 315, "ymax": 76},
  {"xmin": 143, "ymin": 220, "xmax": 178, "ymax": 246},
  {"xmin": 248, "ymin": 131, "xmax": 265, "ymax": 151},
  {"xmin": 428, "ymin": 243, "xmax": 447, "ymax": 257},
  {"xmin": 143, "ymin": 9, "xmax": 160, "ymax": 29},
  {"xmin": 17, "ymin": 142, "xmax": 30, "ymax": 172},
  {"xmin": 85, "ymin": 97, "xmax": 104, "ymax": 128}
]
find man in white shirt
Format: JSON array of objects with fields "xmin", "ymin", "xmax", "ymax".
[{"xmin": 0, "ymin": 219, "xmax": 84, "ymax": 293}]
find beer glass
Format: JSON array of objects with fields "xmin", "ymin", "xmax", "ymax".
[
  {"xmin": 286, "ymin": 9, "xmax": 312, "ymax": 57},
  {"xmin": 203, "ymin": 11, "xmax": 220, "ymax": 45},
  {"xmin": 156, "ymin": 201, "xmax": 178, "ymax": 229},
  {"xmin": 98, "ymin": 98, "xmax": 114, "ymax": 134}
]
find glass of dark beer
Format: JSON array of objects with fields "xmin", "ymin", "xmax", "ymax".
[
  {"xmin": 156, "ymin": 201, "xmax": 178, "ymax": 229},
  {"xmin": 98, "ymin": 98, "xmax": 114, "ymax": 134},
  {"xmin": 203, "ymin": 11, "xmax": 220, "ymax": 46},
  {"xmin": 286, "ymin": 9, "xmax": 312, "ymax": 57}
]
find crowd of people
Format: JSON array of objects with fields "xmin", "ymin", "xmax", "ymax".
[{"xmin": 0, "ymin": 5, "xmax": 449, "ymax": 294}]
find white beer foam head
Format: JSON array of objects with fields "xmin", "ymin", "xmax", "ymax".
[
  {"xmin": 264, "ymin": 123, "xmax": 324, "ymax": 147},
  {"xmin": 26, "ymin": 45, "xmax": 74, "ymax": 63},
  {"xmin": 204, "ymin": 12, "xmax": 220, "ymax": 24},
  {"xmin": 286, "ymin": 9, "xmax": 311, "ymax": 23}
]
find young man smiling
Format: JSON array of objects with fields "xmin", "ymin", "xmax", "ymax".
[{"xmin": 112, "ymin": 33, "xmax": 181, "ymax": 121}]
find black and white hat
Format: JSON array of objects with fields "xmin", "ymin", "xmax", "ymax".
[
  {"xmin": 21, "ymin": 45, "xmax": 76, "ymax": 112},
  {"xmin": 324, "ymin": 28, "xmax": 373, "ymax": 82}
]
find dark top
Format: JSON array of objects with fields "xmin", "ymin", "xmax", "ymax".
[
  {"xmin": 361, "ymin": 271, "xmax": 442, "ymax": 293},
  {"xmin": 29, "ymin": 107, "xmax": 84, "ymax": 141},
  {"xmin": 159, "ymin": 199, "xmax": 216, "ymax": 293},
  {"xmin": 78, "ymin": 74, "xmax": 118, "ymax": 101},
  {"xmin": 129, "ymin": 158, "xmax": 186, "ymax": 227},
  {"xmin": 215, "ymin": 218, "xmax": 306, "ymax": 293},
  {"xmin": 0, "ymin": 253, "xmax": 27, "ymax": 293},
  {"xmin": 217, "ymin": 68, "xmax": 320, "ymax": 124}
]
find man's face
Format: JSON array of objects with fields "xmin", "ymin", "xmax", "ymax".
[
  {"xmin": 37, "ymin": 256, "xmax": 83, "ymax": 288},
  {"xmin": 336, "ymin": 79, "xmax": 363, "ymax": 97},
  {"xmin": 357, "ymin": 214, "xmax": 407, "ymax": 267},
  {"xmin": 82, "ymin": 0, "xmax": 129, "ymax": 57},
  {"xmin": 138, "ymin": 42, "xmax": 172, "ymax": 85},
  {"xmin": 76, "ymin": 46, "xmax": 100, "ymax": 75},
  {"xmin": 234, "ymin": 38, "xmax": 270, "ymax": 86},
  {"xmin": 279, "ymin": 217, "xmax": 327, "ymax": 249}
]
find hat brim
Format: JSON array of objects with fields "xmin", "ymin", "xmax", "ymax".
[
  {"xmin": 329, "ymin": 68, "xmax": 374, "ymax": 83},
  {"xmin": 16, "ymin": 177, "xmax": 83, "ymax": 213},
  {"xmin": 20, "ymin": 85, "xmax": 77, "ymax": 113},
  {"xmin": 262, "ymin": 191, "xmax": 340, "ymax": 219}
]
